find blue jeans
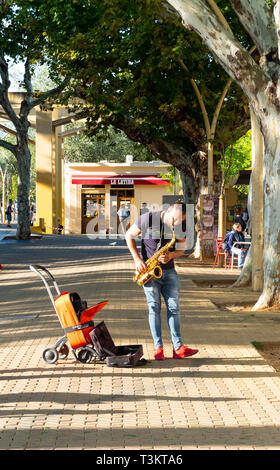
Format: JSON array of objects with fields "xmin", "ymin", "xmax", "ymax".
[
  {"xmin": 143, "ymin": 268, "xmax": 182, "ymax": 349},
  {"xmin": 231, "ymin": 247, "xmax": 247, "ymax": 269}
]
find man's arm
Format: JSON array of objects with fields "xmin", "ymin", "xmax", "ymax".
[{"xmin": 125, "ymin": 224, "xmax": 147, "ymax": 273}]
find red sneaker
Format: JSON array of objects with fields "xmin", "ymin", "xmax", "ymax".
[
  {"xmin": 173, "ymin": 345, "xmax": 198, "ymax": 359},
  {"xmin": 154, "ymin": 346, "xmax": 165, "ymax": 360}
]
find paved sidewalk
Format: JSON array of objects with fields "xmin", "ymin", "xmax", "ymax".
[{"xmin": 1, "ymin": 235, "xmax": 280, "ymax": 449}]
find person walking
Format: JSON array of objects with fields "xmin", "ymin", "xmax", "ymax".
[
  {"xmin": 29, "ymin": 204, "xmax": 35, "ymax": 226},
  {"xmin": 5, "ymin": 201, "xmax": 13, "ymax": 228},
  {"xmin": 118, "ymin": 204, "xmax": 130, "ymax": 236},
  {"xmin": 125, "ymin": 201, "xmax": 198, "ymax": 360},
  {"xmin": 140, "ymin": 202, "xmax": 149, "ymax": 215}
]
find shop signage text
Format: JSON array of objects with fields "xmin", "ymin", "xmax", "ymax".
[{"xmin": 110, "ymin": 178, "xmax": 134, "ymax": 185}]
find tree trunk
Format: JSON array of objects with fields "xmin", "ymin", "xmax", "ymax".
[
  {"xmin": 250, "ymin": 109, "xmax": 280, "ymax": 309},
  {"xmin": 180, "ymin": 170, "xmax": 207, "ymax": 257},
  {"xmin": 15, "ymin": 133, "xmax": 31, "ymax": 240},
  {"xmin": 232, "ymin": 245, "xmax": 252, "ymax": 288}
]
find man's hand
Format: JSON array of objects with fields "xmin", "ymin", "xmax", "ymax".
[
  {"xmin": 135, "ymin": 257, "xmax": 147, "ymax": 273},
  {"xmin": 158, "ymin": 252, "xmax": 172, "ymax": 264},
  {"xmin": 125, "ymin": 224, "xmax": 146, "ymax": 274}
]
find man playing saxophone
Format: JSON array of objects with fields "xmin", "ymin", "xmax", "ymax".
[{"xmin": 125, "ymin": 200, "xmax": 198, "ymax": 361}]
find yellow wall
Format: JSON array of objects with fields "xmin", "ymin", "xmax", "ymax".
[
  {"xmin": 35, "ymin": 110, "xmax": 54, "ymax": 233},
  {"xmin": 33, "ymin": 108, "xmax": 66, "ymax": 234}
]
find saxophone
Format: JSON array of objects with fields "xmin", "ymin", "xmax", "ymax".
[{"xmin": 133, "ymin": 229, "xmax": 176, "ymax": 286}]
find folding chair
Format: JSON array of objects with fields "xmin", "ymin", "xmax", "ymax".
[
  {"xmin": 230, "ymin": 251, "xmax": 239, "ymax": 270},
  {"xmin": 213, "ymin": 237, "xmax": 230, "ymax": 269}
]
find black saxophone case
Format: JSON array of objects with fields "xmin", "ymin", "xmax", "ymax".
[{"xmin": 89, "ymin": 321, "xmax": 144, "ymax": 367}]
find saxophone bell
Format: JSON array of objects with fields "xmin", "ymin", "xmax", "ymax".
[
  {"xmin": 134, "ymin": 263, "xmax": 162, "ymax": 286},
  {"xmin": 153, "ymin": 265, "xmax": 162, "ymax": 279}
]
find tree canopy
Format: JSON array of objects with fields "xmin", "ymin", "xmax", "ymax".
[
  {"xmin": 29, "ymin": 0, "xmax": 250, "ymax": 205},
  {"xmin": 64, "ymin": 124, "xmax": 154, "ymax": 163},
  {"xmin": 43, "ymin": 0, "xmax": 248, "ymax": 137}
]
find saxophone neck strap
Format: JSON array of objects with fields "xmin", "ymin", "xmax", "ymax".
[
  {"xmin": 156, "ymin": 213, "xmax": 174, "ymax": 252},
  {"xmin": 156, "ymin": 213, "xmax": 165, "ymax": 252}
]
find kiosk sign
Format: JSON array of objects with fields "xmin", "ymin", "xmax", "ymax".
[{"xmin": 111, "ymin": 178, "xmax": 134, "ymax": 185}]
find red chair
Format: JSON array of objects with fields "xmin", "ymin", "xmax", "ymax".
[{"xmin": 213, "ymin": 238, "xmax": 230, "ymax": 268}]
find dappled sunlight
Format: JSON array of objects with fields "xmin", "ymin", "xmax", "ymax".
[{"xmin": 1, "ymin": 239, "xmax": 280, "ymax": 450}]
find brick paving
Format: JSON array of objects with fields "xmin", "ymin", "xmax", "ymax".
[{"xmin": 1, "ymin": 230, "xmax": 280, "ymax": 449}]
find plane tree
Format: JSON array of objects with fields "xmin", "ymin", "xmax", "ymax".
[
  {"xmin": 0, "ymin": 2, "xmax": 69, "ymax": 238},
  {"xmin": 163, "ymin": 0, "xmax": 280, "ymax": 308}
]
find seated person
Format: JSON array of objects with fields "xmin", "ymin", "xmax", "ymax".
[{"xmin": 228, "ymin": 222, "xmax": 248, "ymax": 270}]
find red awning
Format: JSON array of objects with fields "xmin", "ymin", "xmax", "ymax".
[{"xmin": 72, "ymin": 174, "xmax": 170, "ymax": 186}]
